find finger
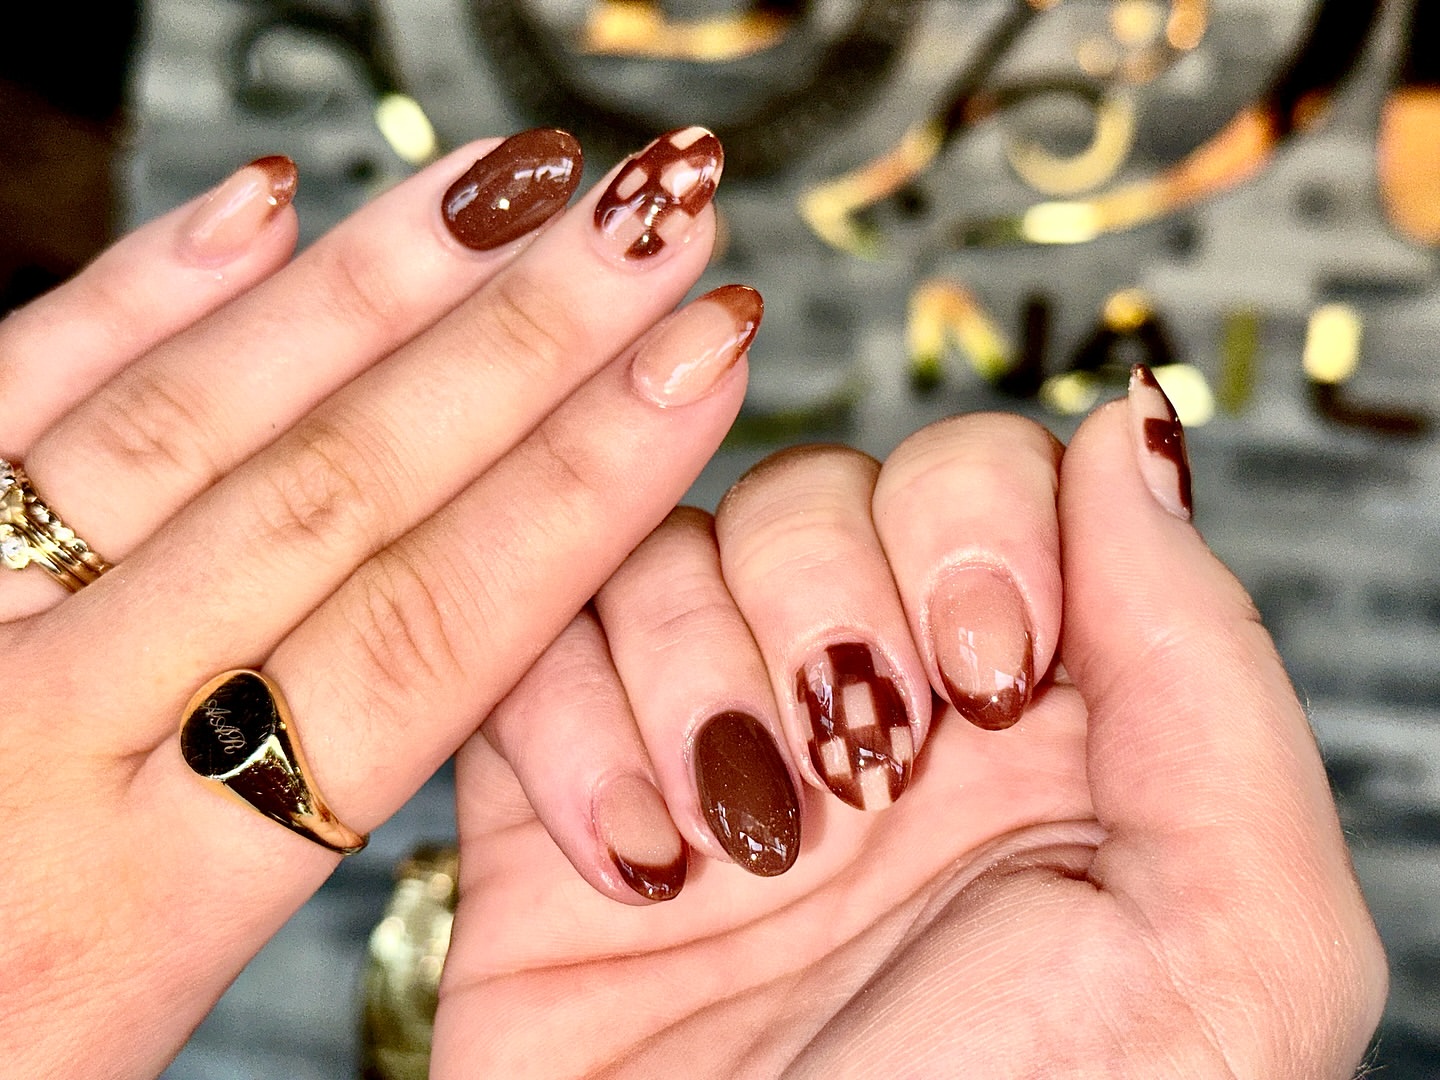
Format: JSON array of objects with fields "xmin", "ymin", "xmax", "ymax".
[
  {"xmin": 47, "ymin": 128, "xmax": 722, "ymax": 683},
  {"xmin": 715, "ymin": 446, "xmax": 930, "ymax": 812},
  {"xmin": 484, "ymin": 608, "xmax": 689, "ymax": 904},
  {"xmin": 1060, "ymin": 367, "xmax": 1386, "ymax": 1063},
  {"xmin": 871, "ymin": 413, "xmax": 1062, "ymax": 730},
  {"xmin": 134, "ymin": 275, "xmax": 751, "ymax": 831},
  {"xmin": 0, "ymin": 156, "xmax": 300, "ymax": 454},
  {"xmin": 17, "ymin": 130, "xmax": 582, "ymax": 577},
  {"xmin": 595, "ymin": 507, "xmax": 802, "ymax": 877},
  {"xmin": 94, "ymin": 289, "xmax": 751, "ymax": 1067}
]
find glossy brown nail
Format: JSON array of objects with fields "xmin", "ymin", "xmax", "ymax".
[
  {"xmin": 930, "ymin": 566, "xmax": 1033, "ymax": 731},
  {"xmin": 692, "ymin": 711, "xmax": 799, "ymax": 877},
  {"xmin": 631, "ymin": 284, "xmax": 762, "ymax": 407},
  {"xmin": 1128, "ymin": 364, "xmax": 1194, "ymax": 520},
  {"xmin": 593, "ymin": 774, "xmax": 687, "ymax": 902},
  {"xmin": 442, "ymin": 128, "xmax": 582, "ymax": 251},
  {"xmin": 182, "ymin": 155, "xmax": 298, "ymax": 265},
  {"xmin": 594, "ymin": 126, "xmax": 723, "ymax": 262},
  {"xmin": 796, "ymin": 643, "xmax": 912, "ymax": 811}
]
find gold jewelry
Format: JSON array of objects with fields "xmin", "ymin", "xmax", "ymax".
[
  {"xmin": 0, "ymin": 459, "xmax": 110, "ymax": 591},
  {"xmin": 180, "ymin": 669, "xmax": 368, "ymax": 855}
]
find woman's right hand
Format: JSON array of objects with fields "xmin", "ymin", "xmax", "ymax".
[
  {"xmin": 440, "ymin": 382, "xmax": 1388, "ymax": 1078},
  {"xmin": 0, "ymin": 126, "xmax": 752, "ymax": 1078}
]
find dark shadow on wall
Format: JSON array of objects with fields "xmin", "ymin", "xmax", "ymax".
[{"xmin": 0, "ymin": 3, "xmax": 141, "ymax": 313}]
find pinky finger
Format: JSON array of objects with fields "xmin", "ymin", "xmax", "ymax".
[
  {"xmin": 0, "ymin": 156, "xmax": 300, "ymax": 453},
  {"xmin": 482, "ymin": 608, "xmax": 689, "ymax": 904}
]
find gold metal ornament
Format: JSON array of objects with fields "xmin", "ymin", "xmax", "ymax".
[
  {"xmin": 180, "ymin": 669, "xmax": 368, "ymax": 855},
  {"xmin": 0, "ymin": 459, "xmax": 110, "ymax": 592}
]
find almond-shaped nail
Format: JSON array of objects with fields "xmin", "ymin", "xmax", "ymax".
[
  {"xmin": 795, "ymin": 643, "xmax": 913, "ymax": 811},
  {"xmin": 442, "ymin": 128, "xmax": 582, "ymax": 251},
  {"xmin": 182, "ymin": 155, "xmax": 298, "ymax": 266},
  {"xmin": 594, "ymin": 126, "xmax": 723, "ymax": 262},
  {"xmin": 1128, "ymin": 364, "xmax": 1194, "ymax": 520},
  {"xmin": 593, "ymin": 774, "xmax": 687, "ymax": 902},
  {"xmin": 632, "ymin": 284, "xmax": 762, "ymax": 407},
  {"xmin": 929, "ymin": 566, "xmax": 1033, "ymax": 731},
  {"xmin": 693, "ymin": 711, "xmax": 799, "ymax": 877}
]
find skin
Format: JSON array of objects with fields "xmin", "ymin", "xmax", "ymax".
[
  {"xmin": 440, "ymin": 410, "xmax": 1388, "ymax": 1079},
  {"xmin": 0, "ymin": 130, "xmax": 1386, "ymax": 1078},
  {"xmin": 0, "ymin": 132, "xmax": 745, "ymax": 1077}
]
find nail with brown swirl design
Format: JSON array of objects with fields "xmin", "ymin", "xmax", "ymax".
[{"xmin": 594, "ymin": 127, "xmax": 723, "ymax": 263}]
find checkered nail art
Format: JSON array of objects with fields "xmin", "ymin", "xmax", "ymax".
[
  {"xmin": 594, "ymin": 126, "xmax": 723, "ymax": 261},
  {"xmin": 795, "ymin": 643, "xmax": 913, "ymax": 811}
]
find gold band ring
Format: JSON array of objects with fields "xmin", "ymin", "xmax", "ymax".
[
  {"xmin": 0, "ymin": 459, "xmax": 110, "ymax": 592},
  {"xmin": 181, "ymin": 669, "xmax": 368, "ymax": 855}
]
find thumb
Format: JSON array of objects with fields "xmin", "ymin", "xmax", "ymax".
[{"xmin": 1059, "ymin": 367, "xmax": 1386, "ymax": 1066}]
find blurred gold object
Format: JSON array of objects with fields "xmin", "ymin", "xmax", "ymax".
[
  {"xmin": 1379, "ymin": 90, "xmax": 1440, "ymax": 246},
  {"xmin": 0, "ymin": 459, "xmax": 110, "ymax": 592},
  {"xmin": 907, "ymin": 278, "xmax": 1013, "ymax": 386},
  {"xmin": 580, "ymin": 0, "xmax": 791, "ymax": 61},
  {"xmin": 800, "ymin": 122, "xmax": 943, "ymax": 257},
  {"xmin": 360, "ymin": 844, "xmax": 459, "ymax": 1080},
  {"xmin": 1303, "ymin": 303, "xmax": 1362, "ymax": 385},
  {"xmin": 1216, "ymin": 307, "xmax": 1260, "ymax": 415}
]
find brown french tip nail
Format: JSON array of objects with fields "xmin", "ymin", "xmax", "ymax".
[
  {"xmin": 929, "ymin": 566, "xmax": 1033, "ymax": 731},
  {"xmin": 442, "ymin": 128, "xmax": 583, "ymax": 251},
  {"xmin": 693, "ymin": 711, "xmax": 799, "ymax": 877},
  {"xmin": 594, "ymin": 126, "xmax": 723, "ymax": 263},
  {"xmin": 1128, "ymin": 364, "xmax": 1195, "ymax": 520},
  {"xmin": 181, "ymin": 155, "xmax": 298, "ymax": 266},
  {"xmin": 631, "ymin": 284, "xmax": 762, "ymax": 407},
  {"xmin": 796, "ymin": 643, "xmax": 913, "ymax": 811},
  {"xmin": 593, "ymin": 774, "xmax": 687, "ymax": 902}
]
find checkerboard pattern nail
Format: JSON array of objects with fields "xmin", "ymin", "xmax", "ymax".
[{"xmin": 796, "ymin": 642, "xmax": 913, "ymax": 810}]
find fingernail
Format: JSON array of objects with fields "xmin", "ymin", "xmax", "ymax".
[
  {"xmin": 182, "ymin": 155, "xmax": 298, "ymax": 266},
  {"xmin": 442, "ymin": 128, "xmax": 583, "ymax": 251},
  {"xmin": 631, "ymin": 284, "xmax": 762, "ymax": 407},
  {"xmin": 594, "ymin": 126, "xmax": 723, "ymax": 263},
  {"xmin": 929, "ymin": 566, "xmax": 1033, "ymax": 731},
  {"xmin": 593, "ymin": 774, "xmax": 687, "ymax": 902},
  {"xmin": 692, "ymin": 711, "xmax": 799, "ymax": 877},
  {"xmin": 1128, "ymin": 364, "xmax": 1194, "ymax": 520},
  {"xmin": 795, "ymin": 643, "xmax": 913, "ymax": 811}
]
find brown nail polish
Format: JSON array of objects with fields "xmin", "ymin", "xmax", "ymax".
[
  {"xmin": 930, "ymin": 566, "xmax": 1034, "ymax": 731},
  {"xmin": 1128, "ymin": 364, "xmax": 1195, "ymax": 520},
  {"xmin": 594, "ymin": 774, "xmax": 687, "ymax": 902},
  {"xmin": 594, "ymin": 126, "xmax": 723, "ymax": 262},
  {"xmin": 181, "ymin": 155, "xmax": 298, "ymax": 265},
  {"xmin": 442, "ymin": 128, "xmax": 583, "ymax": 251},
  {"xmin": 796, "ymin": 643, "xmax": 913, "ymax": 811},
  {"xmin": 631, "ymin": 284, "xmax": 762, "ymax": 407},
  {"xmin": 692, "ymin": 711, "xmax": 799, "ymax": 877}
]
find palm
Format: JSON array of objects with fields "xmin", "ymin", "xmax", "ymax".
[{"xmin": 430, "ymin": 685, "xmax": 1220, "ymax": 1077}]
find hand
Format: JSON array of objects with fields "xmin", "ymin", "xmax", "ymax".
[
  {"xmin": 0, "ymin": 127, "xmax": 756, "ymax": 1077},
  {"xmin": 434, "ymin": 380, "xmax": 1387, "ymax": 1078}
]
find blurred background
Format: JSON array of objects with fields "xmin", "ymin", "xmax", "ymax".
[{"xmin": 3, "ymin": 1, "xmax": 1437, "ymax": 1076}]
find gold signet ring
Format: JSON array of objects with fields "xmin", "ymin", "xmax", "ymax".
[{"xmin": 180, "ymin": 670, "xmax": 368, "ymax": 855}]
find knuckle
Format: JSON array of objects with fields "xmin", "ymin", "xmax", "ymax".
[
  {"xmin": 479, "ymin": 269, "xmax": 583, "ymax": 382},
  {"xmin": 313, "ymin": 238, "xmax": 404, "ymax": 329},
  {"xmin": 250, "ymin": 417, "xmax": 382, "ymax": 556},
  {"xmin": 77, "ymin": 367, "xmax": 220, "ymax": 485},
  {"xmin": 345, "ymin": 547, "xmax": 469, "ymax": 703}
]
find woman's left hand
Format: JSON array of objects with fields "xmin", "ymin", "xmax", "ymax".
[{"xmin": 0, "ymin": 127, "xmax": 751, "ymax": 1077}]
